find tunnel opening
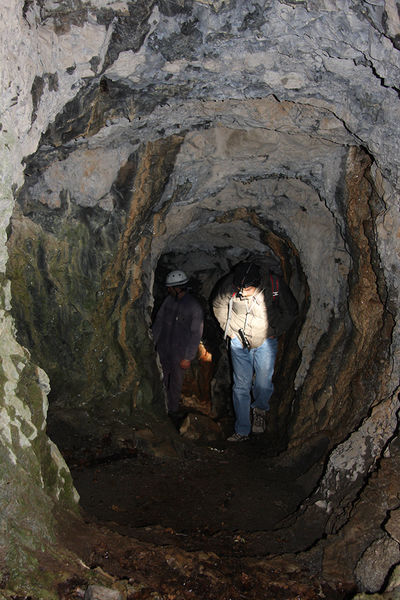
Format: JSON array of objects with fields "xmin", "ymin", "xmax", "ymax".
[{"xmin": 151, "ymin": 217, "xmax": 308, "ymax": 454}]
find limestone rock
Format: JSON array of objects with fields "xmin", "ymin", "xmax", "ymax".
[
  {"xmin": 84, "ymin": 585, "xmax": 123, "ymax": 600},
  {"xmin": 385, "ymin": 508, "xmax": 400, "ymax": 544},
  {"xmin": 179, "ymin": 413, "xmax": 223, "ymax": 442},
  {"xmin": 355, "ymin": 536, "xmax": 400, "ymax": 593}
]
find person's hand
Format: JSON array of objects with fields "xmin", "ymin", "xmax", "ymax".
[{"xmin": 180, "ymin": 359, "xmax": 191, "ymax": 369}]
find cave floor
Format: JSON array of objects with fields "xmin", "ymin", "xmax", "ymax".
[
  {"xmin": 70, "ymin": 435, "xmax": 323, "ymax": 557},
  {"xmin": 49, "ymin": 412, "xmax": 355, "ymax": 600}
]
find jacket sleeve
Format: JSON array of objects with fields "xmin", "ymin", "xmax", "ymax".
[
  {"xmin": 212, "ymin": 275, "xmax": 233, "ymax": 333},
  {"xmin": 212, "ymin": 291, "xmax": 229, "ymax": 332}
]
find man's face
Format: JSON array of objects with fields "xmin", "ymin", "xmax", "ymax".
[
  {"xmin": 238, "ymin": 285, "xmax": 256, "ymax": 298},
  {"xmin": 167, "ymin": 286, "xmax": 182, "ymax": 297}
]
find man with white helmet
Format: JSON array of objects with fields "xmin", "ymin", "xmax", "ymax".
[{"xmin": 152, "ymin": 270, "xmax": 204, "ymax": 416}]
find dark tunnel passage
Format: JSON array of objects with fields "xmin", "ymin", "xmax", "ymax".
[
  {"xmin": 3, "ymin": 54, "xmax": 398, "ymax": 597},
  {"xmin": 4, "ymin": 103, "xmax": 398, "ymax": 599},
  {"xmin": 151, "ymin": 231, "xmax": 308, "ymax": 455},
  {"xmin": 57, "ymin": 248, "xmax": 324, "ymax": 564},
  {"xmin": 60, "ymin": 237, "xmax": 319, "ymax": 559},
  {"xmin": 6, "ymin": 136, "xmax": 393, "ymax": 572}
]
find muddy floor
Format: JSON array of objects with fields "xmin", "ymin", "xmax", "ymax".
[
  {"xmin": 70, "ymin": 435, "xmax": 323, "ymax": 555},
  {"xmin": 48, "ymin": 408, "xmax": 354, "ymax": 599}
]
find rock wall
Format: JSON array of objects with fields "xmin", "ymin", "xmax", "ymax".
[{"xmin": 0, "ymin": 0, "xmax": 109, "ymax": 592}]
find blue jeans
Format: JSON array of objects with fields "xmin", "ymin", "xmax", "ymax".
[{"xmin": 230, "ymin": 336, "xmax": 278, "ymax": 436}]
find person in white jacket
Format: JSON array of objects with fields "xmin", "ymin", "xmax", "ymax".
[
  {"xmin": 213, "ymin": 261, "xmax": 298, "ymax": 442},
  {"xmin": 152, "ymin": 270, "xmax": 204, "ymax": 416}
]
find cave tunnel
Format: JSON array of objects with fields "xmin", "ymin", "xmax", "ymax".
[
  {"xmin": 6, "ymin": 96, "xmax": 396, "ymax": 598},
  {"xmin": 8, "ymin": 100, "xmax": 390, "ymax": 456},
  {"xmin": 1, "ymin": 2, "xmax": 400, "ymax": 599}
]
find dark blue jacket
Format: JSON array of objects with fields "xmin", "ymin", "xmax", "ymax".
[{"xmin": 152, "ymin": 292, "xmax": 204, "ymax": 365}]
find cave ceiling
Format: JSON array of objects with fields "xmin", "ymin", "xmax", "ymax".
[{"xmin": 21, "ymin": 0, "xmax": 400, "ymax": 288}]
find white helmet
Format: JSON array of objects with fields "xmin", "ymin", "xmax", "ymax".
[{"xmin": 165, "ymin": 270, "xmax": 189, "ymax": 287}]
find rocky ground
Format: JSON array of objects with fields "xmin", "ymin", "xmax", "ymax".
[{"xmin": 47, "ymin": 405, "xmax": 356, "ymax": 600}]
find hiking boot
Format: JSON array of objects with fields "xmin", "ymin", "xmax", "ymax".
[
  {"xmin": 227, "ymin": 432, "xmax": 249, "ymax": 442},
  {"xmin": 252, "ymin": 408, "xmax": 267, "ymax": 434}
]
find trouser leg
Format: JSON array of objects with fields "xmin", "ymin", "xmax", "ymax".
[
  {"xmin": 230, "ymin": 337, "xmax": 254, "ymax": 436},
  {"xmin": 162, "ymin": 361, "xmax": 185, "ymax": 413},
  {"xmin": 252, "ymin": 337, "xmax": 278, "ymax": 411}
]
